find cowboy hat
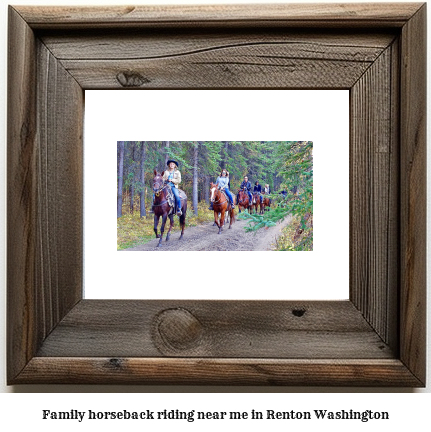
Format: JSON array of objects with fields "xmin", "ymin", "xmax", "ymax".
[{"xmin": 166, "ymin": 160, "xmax": 179, "ymax": 167}]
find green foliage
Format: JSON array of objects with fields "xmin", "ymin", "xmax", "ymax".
[
  {"xmin": 238, "ymin": 141, "xmax": 313, "ymax": 251},
  {"xmin": 238, "ymin": 202, "xmax": 289, "ymax": 231},
  {"xmin": 273, "ymin": 215, "xmax": 313, "ymax": 251}
]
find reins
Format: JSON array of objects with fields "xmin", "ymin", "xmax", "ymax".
[
  {"xmin": 212, "ymin": 188, "xmax": 228, "ymax": 206},
  {"xmin": 238, "ymin": 190, "xmax": 250, "ymax": 205},
  {"xmin": 153, "ymin": 180, "xmax": 169, "ymax": 207}
]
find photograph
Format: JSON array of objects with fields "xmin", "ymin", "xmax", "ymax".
[{"xmin": 117, "ymin": 141, "xmax": 313, "ymax": 251}]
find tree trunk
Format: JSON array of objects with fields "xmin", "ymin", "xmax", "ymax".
[
  {"xmin": 204, "ymin": 175, "xmax": 210, "ymax": 204},
  {"xmin": 117, "ymin": 141, "xmax": 125, "ymax": 218},
  {"xmin": 223, "ymin": 141, "xmax": 229, "ymax": 169},
  {"xmin": 159, "ymin": 142, "xmax": 163, "ymax": 171},
  {"xmin": 129, "ymin": 142, "xmax": 136, "ymax": 213},
  {"xmin": 164, "ymin": 141, "xmax": 170, "ymax": 167},
  {"xmin": 130, "ymin": 185, "xmax": 134, "ymax": 213},
  {"xmin": 140, "ymin": 142, "xmax": 146, "ymax": 217},
  {"xmin": 193, "ymin": 143, "xmax": 199, "ymax": 215}
]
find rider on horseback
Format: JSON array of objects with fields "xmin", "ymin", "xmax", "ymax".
[
  {"xmin": 216, "ymin": 169, "xmax": 235, "ymax": 208},
  {"xmin": 254, "ymin": 180, "xmax": 263, "ymax": 203},
  {"xmin": 264, "ymin": 183, "xmax": 271, "ymax": 194},
  {"xmin": 208, "ymin": 169, "xmax": 235, "ymax": 210},
  {"xmin": 264, "ymin": 183, "xmax": 272, "ymax": 205},
  {"xmin": 163, "ymin": 160, "xmax": 182, "ymax": 216},
  {"xmin": 237, "ymin": 175, "xmax": 253, "ymax": 206}
]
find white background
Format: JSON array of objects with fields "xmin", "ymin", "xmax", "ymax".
[
  {"xmin": 0, "ymin": 0, "xmax": 429, "ymax": 424},
  {"xmin": 84, "ymin": 90, "xmax": 349, "ymax": 300}
]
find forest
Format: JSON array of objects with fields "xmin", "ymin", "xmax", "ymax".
[{"xmin": 117, "ymin": 141, "xmax": 313, "ymax": 251}]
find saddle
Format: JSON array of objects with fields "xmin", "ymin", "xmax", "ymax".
[
  {"xmin": 166, "ymin": 185, "xmax": 187, "ymax": 214},
  {"xmin": 219, "ymin": 189, "xmax": 232, "ymax": 209}
]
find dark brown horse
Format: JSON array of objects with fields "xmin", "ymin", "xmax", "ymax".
[
  {"xmin": 237, "ymin": 188, "xmax": 252, "ymax": 213},
  {"xmin": 262, "ymin": 194, "xmax": 271, "ymax": 213},
  {"xmin": 152, "ymin": 170, "xmax": 187, "ymax": 247},
  {"xmin": 210, "ymin": 183, "xmax": 235, "ymax": 234}
]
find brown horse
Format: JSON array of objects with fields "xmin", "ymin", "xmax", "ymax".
[
  {"xmin": 262, "ymin": 194, "xmax": 271, "ymax": 213},
  {"xmin": 152, "ymin": 170, "xmax": 187, "ymax": 247},
  {"xmin": 237, "ymin": 188, "xmax": 252, "ymax": 213},
  {"xmin": 210, "ymin": 183, "xmax": 235, "ymax": 234},
  {"xmin": 251, "ymin": 192, "xmax": 262, "ymax": 214}
]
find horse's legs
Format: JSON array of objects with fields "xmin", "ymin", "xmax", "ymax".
[
  {"xmin": 157, "ymin": 214, "xmax": 168, "ymax": 247},
  {"xmin": 154, "ymin": 214, "xmax": 160, "ymax": 238},
  {"xmin": 213, "ymin": 210, "xmax": 220, "ymax": 228},
  {"xmin": 166, "ymin": 214, "xmax": 174, "ymax": 241},
  {"xmin": 218, "ymin": 210, "xmax": 225, "ymax": 234},
  {"xmin": 179, "ymin": 212, "xmax": 185, "ymax": 240},
  {"xmin": 179, "ymin": 201, "xmax": 186, "ymax": 240}
]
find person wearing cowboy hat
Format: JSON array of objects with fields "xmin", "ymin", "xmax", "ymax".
[{"xmin": 162, "ymin": 160, "xmax": 182, "ymax": 216}]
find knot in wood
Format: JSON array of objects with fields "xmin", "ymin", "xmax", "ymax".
[
  {"xmin": 154, "ymin": 308, "xmax": 203, "ymax": 351},
  {"xmin": 292, "ymin": 308, "xmax": 306, "ymax": 317},
  {"xmin": 116, "ymin": 71, "xmax": 150, "ymax": 87}
]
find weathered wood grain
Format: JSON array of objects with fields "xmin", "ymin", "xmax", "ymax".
[
  {"xmin": 35, "ymin": 40, "xmax": 84, "ymax": 336},
  {"xmin": 15, "ymin": 358, "xmax": 423, "ymax": 386},
  {"xmin": 7, "ymin": 6, "xmax": 83, "ymax": 383},
  {"xmin": 59, "ymin": 45, "xmax": 385, "ymax": 89},
  {"xmin": 7, "ymin": 6, "xmax": 38, "ymax": 382},
  {"xmin": 399, "ymin": 3, "xmax": 427, "ymax": 385},
  {"xmin": 350, "ymin": 45, "xmax": 398, "ymax": 347},
  {"xmin": 41, "ymin": 31, "xmax": 395, "ymax": 60},
  {"xmin": 36, "ymin": 300, "xmax": 394, "ymax": 359},
  {"xmin": 40, "ymin": 30, "xmax": 395, "ymax": 89},
  {"xmin": 16, "ymin": 3, "xmax": 423, "ymax": 29}
]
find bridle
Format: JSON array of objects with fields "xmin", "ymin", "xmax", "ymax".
[
  {"xmin": 211, "ymin": 187, "xmax": 228, "ymax": 205},
  {"xmin": 153, "ymin": 177, "xmax": 166, "ymax": 195},
  {"xmin": 238, "ymin": 188, "xmax": 249, "ymax": 204},
  {"xmin": 153, "ymin": 176, "xmax": 169, "ymax": 206}
]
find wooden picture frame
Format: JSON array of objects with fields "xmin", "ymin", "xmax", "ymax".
[{"xmin": 7, "ymin": 3, "xmax": 426, "ymax": 386}]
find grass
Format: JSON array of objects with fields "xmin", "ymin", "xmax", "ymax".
[
  {"xmin": 273, "ymin": 214, "xmax": 313, "ymax": 251},
  {"xmin": 117, "ymin": 201, "xmax": 214, "ymax": 250}
]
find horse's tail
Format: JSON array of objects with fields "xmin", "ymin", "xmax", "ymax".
[
  {"xmin": 230, "ymin": 198, "xmax": 236, "ymax": 224},
  {"xmin": 230, "ymin": 207, "xmax": 236, "ymax": 224},
  {"xmin": 180, "ymin": 199, "xmax": 187, "ymax": 225}
]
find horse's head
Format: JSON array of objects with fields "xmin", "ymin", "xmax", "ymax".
[
  {"xmin": 210, "ymin": 182, "xmax": 219, "ymax": 203},
  {"xmin": 153, "ymin": 169, "xmax": 165, "ymax": 194},
  {"xmin": 238, "ymin": 189, "xmax": 247, "ymax": 200}
]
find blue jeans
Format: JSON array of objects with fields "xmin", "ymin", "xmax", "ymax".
[
  {"xmin": 224, "ymin": 188, "xmax": 234, "ymax": 204},
  {"xmin": 169, "ymin": 184, "xmax": 181, "ymax": 210}
]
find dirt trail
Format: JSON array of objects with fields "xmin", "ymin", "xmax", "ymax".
[{"xmin": 122, "ymin": 215, "xmax": 292, "ymax": 251}]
